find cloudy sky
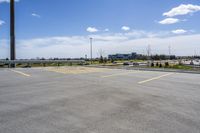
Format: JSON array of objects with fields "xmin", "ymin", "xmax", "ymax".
[{"xmin": 0, "ymin": 0, "xmax": 200, "ymax": 59}]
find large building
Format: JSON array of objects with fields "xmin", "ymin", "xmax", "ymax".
[{"xmin": 108, "ymin": 52, "xmax": 138, "ymax": 60}]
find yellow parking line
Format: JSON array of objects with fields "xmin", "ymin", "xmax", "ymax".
[
  {"xmin": 10, "ymin": 69, "xmax": 31, "ymax": 77},
  {"xmin": 102, "ymin": 71, "xmax": 141, "ymax": 78},
  {"xmin": 138, "ymin": 73, "xmax": 174, "ymax": 84}
]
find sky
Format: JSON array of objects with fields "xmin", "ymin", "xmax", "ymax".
[{"xmin": 0, "ymin": 0, "xmax": 200, "ymax": 59}]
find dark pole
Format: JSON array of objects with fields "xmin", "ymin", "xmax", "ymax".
[
  {"xmin": 90, "ymin": 38, "xmax": 93, "ymax": 64},
  {"xmin": 10, "ymin": 0, "xmax": 16, "ymax": 67}
]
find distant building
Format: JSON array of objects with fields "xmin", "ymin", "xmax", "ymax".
[{"xmin": 108, "ymin": 52, "xmax": 138, "ymax": 60}]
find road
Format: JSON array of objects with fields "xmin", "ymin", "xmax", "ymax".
[{"xmin": 0, "ymin": 67, "xmax": 200, "ymax": 133}]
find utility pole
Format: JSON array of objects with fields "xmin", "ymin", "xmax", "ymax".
[
  {"xmin": 90, "ymin": 38, "xmax": 93, "ymax": 64},
  {"xmin": 147, "ymin": 44, "xmax": 151, "ymax": 66},
  {"xmin": 168, "ymin": 45, "xmax": 171, "ymax": 60},
  {"xmin": 168, "ymin": 45, "xmax": 171, "ymax": 56},
  {"xmin": 194, "ymin": 49, "xmax": 197, "ymax": 57},
  {"xmin": 147, "ymin": 44, "xmax": 151, "ymax": 57},
  {"xmin": 10, "ymin": 0, "xmax": 16, "ymax": 67}
]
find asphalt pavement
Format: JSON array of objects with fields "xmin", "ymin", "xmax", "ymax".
[{"xmin": 0, "ymin": 67, "xmax": 200, "ymax": 133}]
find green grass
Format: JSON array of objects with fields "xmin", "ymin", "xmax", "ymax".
[
  {"xmin": 150, "ymin": 64, "xmax": 193, "ymax": 70},
  {"xmin": 168, "ymin": 65, "xmax": 193, "ymax": 70}
]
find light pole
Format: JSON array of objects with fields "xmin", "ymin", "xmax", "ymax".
[
  {"xmin": 10, "ymin": 0, "xmax": 16, "ymax": 67},
  {"xmin": 90, "ymin": 38, "xmax": 93, "ymax": 64},
  {"xmin": 147, "ymin": 44, "xmax": 151, "ymax": 66}
]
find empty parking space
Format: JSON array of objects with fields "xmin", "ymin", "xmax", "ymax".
[{"xmin": 0, "ymin": 67, "xmax": 200, "ymax": 133}]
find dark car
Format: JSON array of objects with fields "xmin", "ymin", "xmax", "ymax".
[
  {"xmin": 133, "ymin": 62, "xmax": 139, "ymax": 66},
  {"xmin": 123, "ymin": 62, "xmax": 130, "ymax": 65}
]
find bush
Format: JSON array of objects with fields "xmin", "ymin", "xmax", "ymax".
[
  {"xmin": 156, "ymin": 62, "xmax": 159, "ymax": 67},
  {"xmin": 165, "ymin": 62, "xmax": 169, "ymax": 67},
  {"xmin": 99, "ymin": 56, "xmax": 104, "ymax": 63},
  {"xmin": 159, "ymin": 64, "xmax": 162, "ymax": 68},
  {"xmin": 103, "ymin": 58, "xmax": 107, "ymax": 63},
  {"xmin": 151, "ymin": 63, "xmax": 154, "ymax": 67}
]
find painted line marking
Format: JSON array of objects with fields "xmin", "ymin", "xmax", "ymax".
[
  {"xmin": 10, "ymin": 69, "xmax": 31, "ymax": 77},
  {"xmin": 138, "ymin": 73, "xmax": 174, "ymax": 84},
  {"xmin": 101, "ymin": 71, "xmax": 141, "ymax": 78}
]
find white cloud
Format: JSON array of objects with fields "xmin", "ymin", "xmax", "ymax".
[
  {"xmin": 163, "ymin": 4, "xmax": 200, "ymax": 17},
  {"xmin": 31, "ymin": 13, "xmax": 41, "ymax": 18},
  {"xmin": 121, "ymin": 26, "xmax": 130, "ymax": 31},
  {"xmin": 159, "ymin": 18, "xmax": 180, "ymax": 25},
  {"xmin": 86, "ymin": 27, "xmax": 98, "ymax": 33},
  {"xmin": 104, "ymin": 28, "xmax": 109, "ymax": 32},
  {"xmin": 89, "ymin": 34, "xmax": 128, "ymax": 42},
  {"xmin": 0, "ymin": 0, "xmax": 19, "ymax": 3},
  {"xmin": 172, "ymin": 29, "xmax": 187, "ymax": 34},
  {"xmin": 0, "ymin": 20, "xmax": 5, "ymax": 26},
  {"xmin": 1, "ymin": 30, "xmax": 199, "ymax": 59}
]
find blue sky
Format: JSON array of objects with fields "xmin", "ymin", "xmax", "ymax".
[{"xmin": 0, "ymin": 0, "xmax": 200, "ymax": 58}]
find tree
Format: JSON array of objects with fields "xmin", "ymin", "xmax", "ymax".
[
  {"xmin": 151, "ymin": 63, "xmax": 154, "ymax": 67},
  {"xmin": 103, "ymin": 57, "xmax": 108, "ymax": 63},
  {"xmin": 99, "ymin": 56, "xmax": 104, "ymax": 63},
  {"xmin": 160, "ymin": 55, "xmax": 166, "ymax": 60},
  {"xmin": 110, "ymin": 58, "xmax": 114, "ymax": 63},
  {"xmin": 153, "ymin": 54, "xmax": 160, "ymax": 60},
  {"xmin": 165, "ymin": 62, "xmax": 169, "ymax": 67},
  {"xmin": 98, "ymin": 49, "xmax": 105, "ymax": 64},
  {"xmin": 156, "ymin": 62, "xmax": 159, "ymax": 67}
]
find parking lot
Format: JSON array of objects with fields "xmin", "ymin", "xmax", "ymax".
[{"xmin": 0, "ymin": 67, "xmax": 200, "ymax": 133}]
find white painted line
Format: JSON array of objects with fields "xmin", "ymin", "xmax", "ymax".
[
  {"xmin": 10, "ymin": 69, "xmax": 31, "ymax": 77},
  {"xmin": 102, "ymin": 71, "xmax": 141, "ymax": 78},
  {"xmin": 138, "ymin": 73, "xmax": 174, "ymax": 84}
]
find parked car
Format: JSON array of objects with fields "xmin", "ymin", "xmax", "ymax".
[
  {"xmin": 133, "ymin": 62, "xmax": 139, "ymax": 66},
  {"xmin": 123, "ymin": 62, "xmax": 130, "ymax": 65}
]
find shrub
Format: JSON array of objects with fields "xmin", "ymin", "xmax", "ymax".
[
  {"xmin": 99, "ymin": 56, "xmax": 104, "ymax": 63},
  {"xmin": 156, "ymin": 62, "xmax": 159, "ymax": 67},
  {"xmin": 103, "ymin": 58, "xmax": 107, "ymax": 63},
  {"xmin": 165, "ymin": 62, "xmax": 169, "ymax": 67}
]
